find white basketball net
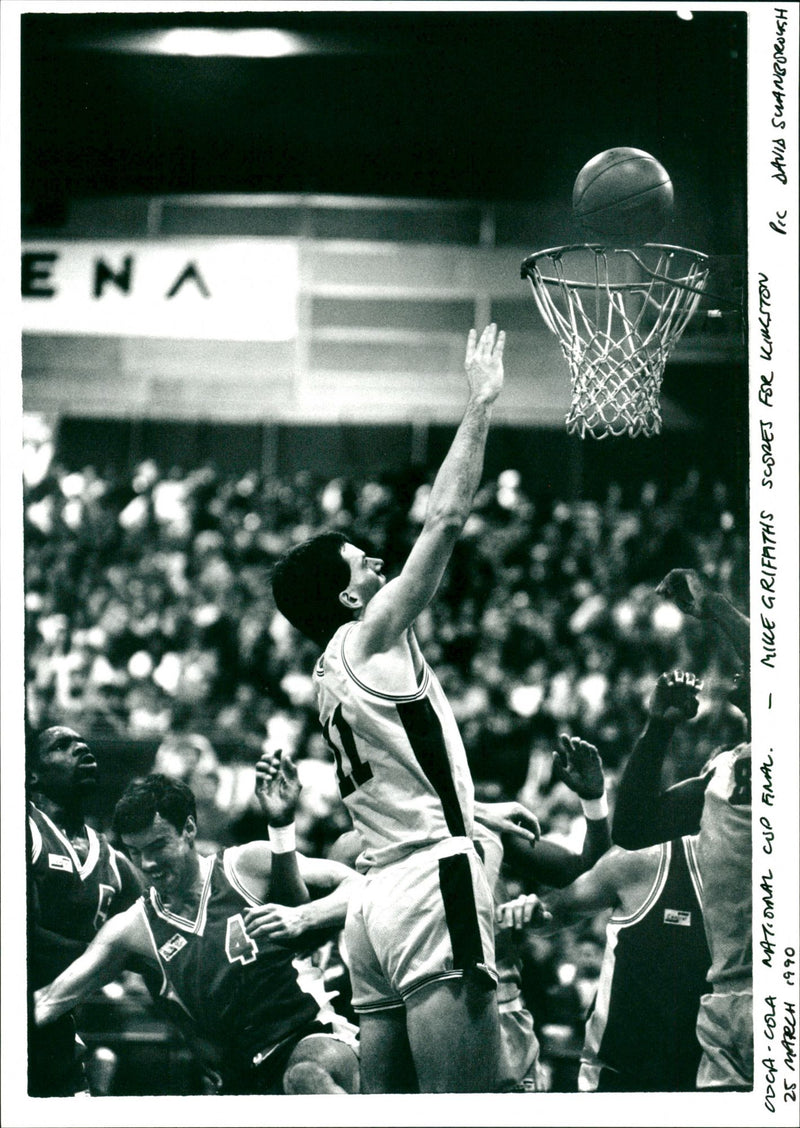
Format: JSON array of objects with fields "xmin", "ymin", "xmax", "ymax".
[{"xmin": 522, "ymin": 244, "xmax": 709, "ymax": 439}]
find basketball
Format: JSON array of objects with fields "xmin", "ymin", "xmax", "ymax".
[{"xmin": 572, "ymin": 148, "xmax": 674, "ymax": 242}]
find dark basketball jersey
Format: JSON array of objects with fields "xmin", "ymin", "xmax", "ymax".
[
  {"xmin": 581, "ymin": 837, "xmax": 710, "ymax": 1091},
  {"xmin": 28, "ymin": 803, "xmax": 127, "ymax": 984},
  {"xmin": 138, "ymin": 849, "xmax": 321, "ymax": 1069}
]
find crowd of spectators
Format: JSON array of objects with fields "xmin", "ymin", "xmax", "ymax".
[{"xmin": 22, "ymin": 451, "xmax": 749, "ymax": 1088}]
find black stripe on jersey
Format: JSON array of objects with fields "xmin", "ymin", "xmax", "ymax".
[
  {"xmin": 397, "ymin": 697, "xmax": 466, "ymax": 837},
  {"xmin": 438, "ymin": 853, "xmax": 486, "ymax": 972}
]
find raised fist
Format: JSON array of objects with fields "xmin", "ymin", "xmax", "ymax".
[
  {"xmin": 648, "ymin": 670, "xmax": 703, "ymax": 726},
  {"xmin": 656, "ymin": 569, "xmax": 711, "ymax": 619}
]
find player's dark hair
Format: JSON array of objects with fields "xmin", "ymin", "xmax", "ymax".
[
  {"xmin": 271, "ymin": 531, "xmax": 353, "ymax": 648},
  {"xmin": 113, "ymin": 773, "xmax": 197, "ymax": 837}
]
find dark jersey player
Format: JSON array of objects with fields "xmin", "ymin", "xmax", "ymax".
[
  {"xmin": 34, "ymin": 752, "xmax": 361, "ymax": 1095},
  {"xmin": 613, "ymin": 569, "xmax": 753, "ymax": 1091},
  {"xmin": 27, "ymin": 725, "xmax": 143, "ymax": 1096},
  {"xmin": 500, "ymin": 832, "xmax": 711, "ymax": 1091}
]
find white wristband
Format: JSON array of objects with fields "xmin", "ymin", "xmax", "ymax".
[
  {"xmin": 581, "ymin": 793, "xmax": 609, "ymax": 820},
  {"xmin": 268, "ymin": 823, "xmax": 297, "ymax": 854}
]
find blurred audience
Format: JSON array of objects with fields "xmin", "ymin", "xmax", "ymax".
[{"xmin": 23, "ymin": 456, "xmax": 747, "ymax": 1086}]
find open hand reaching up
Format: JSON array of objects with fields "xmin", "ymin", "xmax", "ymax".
[
  {"xmin": 255, "ymin": 748, "xmax": 301, "ymax": 827},
  {"xmin": 551, "ymin": 734, "xmax": 605, "ymax": 800},
  {"xmin": 464, "ymin": 323, "xmax": 505, "ymax": 406}
]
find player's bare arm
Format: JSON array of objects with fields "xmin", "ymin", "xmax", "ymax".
[
  {"xmin": 34, "ymin": 903, "xmax": 153, "ymax": 1025},
  {"xmin": 613, "ymin": 670, "xmax": 709, "ymax": 849},
  {"xmin": 239, "ymin": 748, "xmax": 309, "ymax": 908},
  {"xmin": 243, "ymin": 858, "xmax": 362, "ymax": 942},
  {"xmin": 350, "ymin": 324, "xmax": 505, "ymax": 659},
  {"xmin": 474, "ymin": 798, "xmax": 541, "ymax": 845},
  {"xmin": 497, "ymin": 735, "xmax": 611, "ymax": 888},
  {"xmin": 498, "ymin": 845, "xmax": 655, "ymax": 932}
]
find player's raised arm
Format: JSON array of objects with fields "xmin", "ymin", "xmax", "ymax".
[
  {"xmin": 34, "ymin": 904, "xmax": 149, "ymax": 1026},
  {"xmin": 657, "ymin": 569, "xmax": 750, "ymax": 664},
  {"xmin": 353, "ymin": 324, "xmax": 504, "ymax": 656},
  {"xmin": 612, "ymin": 670, "xmax": 709, "ymax": 849},
  {"xmin": 235, "ymin": 749, "xmax": 310, "ymax": 907}
]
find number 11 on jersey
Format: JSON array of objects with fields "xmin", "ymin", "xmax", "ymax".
[{"xmin": 322, "ymin": 705, "xmax": 374, "ymax": 798}]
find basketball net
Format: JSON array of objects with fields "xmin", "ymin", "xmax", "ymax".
[{"xmin": 521, "ymin": 244, "xmax": 709, "ymax": 439}]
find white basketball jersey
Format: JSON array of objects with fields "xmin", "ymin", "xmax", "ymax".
[
  {"xmin": 314, "ymin": 622, "xmax": 475, "ymax": 869},
  {"xmin": 697, "ymin": 742, "xmax": 752, "ymax": 988}
]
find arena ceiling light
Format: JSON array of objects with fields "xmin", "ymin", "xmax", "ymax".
[
  {"xmin": 69, "ymin": 28, "xmax": 363, "ymax": 58},
  {"xmin": 150, "ymin": 28, "xmax": 307, "ymax": 58}
]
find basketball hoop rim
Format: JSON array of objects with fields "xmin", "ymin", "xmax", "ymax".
[{"xmin": 520, "ymin": 243, "xmax": 710, "ymax": 296}]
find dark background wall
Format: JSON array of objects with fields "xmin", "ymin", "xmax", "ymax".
[
  {"xmin": 21, "ymin": 9, "xmax": 747, "ymax": 239},
  {"xmin": 20, "ymin": 8, "xmax": 748, "ymax": 500}
]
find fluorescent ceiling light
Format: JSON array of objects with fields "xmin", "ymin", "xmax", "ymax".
[
  {"xmin": 72, "ymin": 28, "xmax": 353, "ymax": 58},
  {"xmin": 155, "ymin": 28, "xmax": 306, "ymax": 58}
]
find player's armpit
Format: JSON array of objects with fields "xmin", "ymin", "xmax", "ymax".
[
  {"xmin": 116, "ymin": 850, "xmax": 146, "ymax": 909},
  {"xmin": 613, "ymin": 775, "xmax": 708, "ymax": 849}
]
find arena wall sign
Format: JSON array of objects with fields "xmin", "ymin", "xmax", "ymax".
[{"xmin": 21, "ymin": 240, "xmax": 299, "ymax": 341}]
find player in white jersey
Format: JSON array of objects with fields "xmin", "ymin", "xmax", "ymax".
[
  {"xmin": 314, "ymin": 622, "xmax": 477, "ymax": 870},
  {"xmin": 271, "ymin": 324, "xmax": 540, "ymax": 1092},
  {"xmin": 330, "ymin": 733, "xmax": 612, "ymax": 1091},
  {"xmin": 693, "ymin": 740, "xmax": 752, "ymax": 1088},
  {"xmin": 613, "ymin": 569, "xmax": 752, "ymax": 1090}
]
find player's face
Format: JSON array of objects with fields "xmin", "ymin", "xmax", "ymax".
[
  {"xmin": 32, "ymin": 726, "xmax": 97, "ymax": 800},
  {"xmin": 122, "ymin": 813, "xmax": 196, "ymax": 899},
  {"xmin": 339, "ymin": 542, "xmax": 385, "ymax": 608}
]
